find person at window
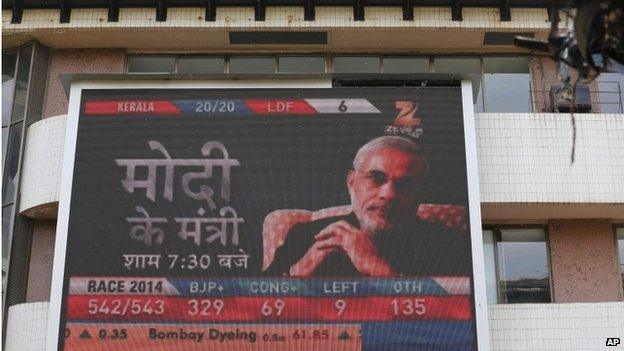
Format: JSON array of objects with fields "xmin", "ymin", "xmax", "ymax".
[{"xmin": 264, "ymin": 136, "xmax": 471, "ymax": 277}]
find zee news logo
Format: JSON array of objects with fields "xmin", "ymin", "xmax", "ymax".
[{"xmin": 607, "ymin": 338, "xmax": 621, "ymax": 347}]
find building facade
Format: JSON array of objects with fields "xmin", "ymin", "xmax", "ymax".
[{"xmin": 2, "ymin": 1, "xmax": 624, "ymax": 350}]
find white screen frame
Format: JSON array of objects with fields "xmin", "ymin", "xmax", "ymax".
[{"xmin": 462, "ymin": 80, "xmax": 490, "ymax": 351}]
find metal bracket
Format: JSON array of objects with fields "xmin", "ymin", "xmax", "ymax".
[
  {"xmin": 205, "ymin": 0, "xmax": 216, "ymax": 21},
  {"xmin": 354, "ymin": 0, "xmax": 364, "ymax": 21},
  {"xmin": 108, "ymin": 0, "xmax": 119, "ymax": 22},
  {"xmin": 403, "ymin": 0, "xmax": 414, "ymax": 21},
  {"xmin": 156, "ymin": 0, "xmax": 167, "ymax": 22},
  {"xmin": 500, "ymin": 0, "xmax": 511, "ymax": 21},
  {"xmin": 451, "ymin": 0, "xmax": 462, "ymax": 21},
  {"xmin": 255, "ymin": 0, "xmax": 266, "ymax": 21},
  {"xmin": 60, "ymin": 0, "xmax": 71, "ymax": 23},
  {"xmin": 304, "ymin": 0, "xmax": 315, "ymax": 21},
  {"xmin": 11, "ymin": 0, "xmax": 22, "ymax": 23}
]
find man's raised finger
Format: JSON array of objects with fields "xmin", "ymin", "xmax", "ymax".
[
  {"xmin": 314, "ymin": 221, "xmax": 349, "ymax": 240},
  {"xmin": 313, "ymin": 235, "xmax": 343, "ymax": 250}
]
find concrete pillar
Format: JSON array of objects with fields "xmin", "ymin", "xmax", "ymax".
[
  {"xmin": 42, "ymin": 49, "xmax": 126, "ymax": 118},
  {"xmin": 548, "ymin": 219, "xmax": 622, "ymax": 302},
  {"xmin": 26, "ymin": 220, "xmax": 56, "ymax": 302}
]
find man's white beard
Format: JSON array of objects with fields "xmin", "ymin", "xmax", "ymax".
[{"xmin": 359, "ymin": 216, "xmax": 391, "ymax": 236}]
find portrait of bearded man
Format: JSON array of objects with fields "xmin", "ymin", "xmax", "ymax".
[{"xmin": 265, "ymin": 135, "xmax": 471, "ymax": 277}]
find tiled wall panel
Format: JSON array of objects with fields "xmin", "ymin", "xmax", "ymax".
[
  {"xmin": 3, "ymin": 7, "xmax": 550, "ymax": 30},
  {"xmin": 5, "ymin": 302, "xmax": 49, "ymax": 351},
  {"xmin": 477, "ymin": 113, "xmax": 624, "ymax": 203},
  {"xmin": 19, "ymin": 115, "xmax": 66, "ymax": 217},
  {"xmin": 489, "ymin": 303, "xmax": 624, "ymax": 351}
]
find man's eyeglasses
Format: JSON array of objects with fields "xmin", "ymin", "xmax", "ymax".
[{"xmin": 353, "ymin": 169, "xmax": 422, "ymax": 195}]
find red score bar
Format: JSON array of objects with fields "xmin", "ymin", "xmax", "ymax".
[
  {"xmin": 245, "ymin": 100, "xmax": 316, "ymax": 114},
  {"xmin": 66, "ymin": 295, "xmax": 471, "ymax": 322},
  {"xmin": 84, "ymin": 100, "xmax": 181, "ymax": 115}
]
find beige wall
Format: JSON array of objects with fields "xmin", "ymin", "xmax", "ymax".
[
  {"xmin": 42, "ymin": 48, "xmax": 125, "ymax": 118},
  {"xmin": 26, "ymin": 220, "xmax": 56, "ymax": 302},
  {"xmin": 548, "ymin": 219, "xmax": 622, "ymax": 302}
]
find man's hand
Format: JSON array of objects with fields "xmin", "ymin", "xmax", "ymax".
[
  {"xmin": 313, "ymin": 221, "xmax": 396, "ymax": 276},
  {"xmin": 288, "ymin": 240, "xmax": 337, "ymax": 277}
]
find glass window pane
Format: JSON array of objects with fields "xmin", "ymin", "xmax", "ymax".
[
  {"xmin": 2, "ymin": 205, "xmax": 13, "ymax": 267},
  {"xmin": 474, "ymin": 82, "xmax": 484, "ymax": 113},
  {"xmin": 482, "ymin": 57, "xmax": 531, "ymax": 112},
  {"xmin": 2, "ymin": 204, "xmax": 14, "ymax": 291},
  {"xmin": 278, "ymin": 56, "xmax": 325, "ymax": 73},
  {"xmin": 483, "ymin": 57, "xmax": 530, "ymax": 73},
  {"xmin": 177, "ymin": 57, "xmax": 225, "ymax": 74},
  {"xmin": 127, "ymin": 55, "xmax": 175, "ymax": 73},
  {"xmin": 2, "ymin": 51, "xmax": 17, "ymax": 127},
  {"xmin": 433, "ymin": 57, "xmax": 481, "ymax": 110},
  {"xmin": 482, "ymin": 229, "xmax": 498, "ymax": 304},
  {"xmin": 10, "ymin": 46, "xmax": 33, "ymax": 123},
  {"xmin": 2, "ymin": 122, "xmax": 23, "ymax": 206},
  {"xmin": 2, "ymin": 127, "xmax": 7, "ymax": 166},
  {"xmin": 383, "ymin": 57, "xmax": 429, "ymax": 73},
  {"xmin": 333, "ymin": 56, "xmax": 380, "ymax": 73},
  {"xmin": 597, "ymin": 72, "xmax": 624, "ymax": 113},
  {"xmin": 434, "ymin": 57, "xmax": 480, "ymax": 73},
  {"xmin": 497, "ymin": 228, "xmax": 551, "ymax": 303},
  {"xmin": 617, "ymin": 228, "xmax": 624, "ymax": 293},
  {"xmin": 483, "ymin": 74, "xmax": 531, "ymax": 112},
  {"xmin": 229, "ymin": 57, "xmax": 275, "ymax": 74}
]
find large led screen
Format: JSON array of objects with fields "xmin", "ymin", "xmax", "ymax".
[{"xmin": 53, "ymin": 86, "xmax": 482, "ymax": 351}]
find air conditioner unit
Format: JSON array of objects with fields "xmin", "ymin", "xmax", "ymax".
[{"xmin": 549, "ymin": 84, "xmax": 592, "ymax": 112}]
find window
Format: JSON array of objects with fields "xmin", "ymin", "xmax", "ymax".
[
  {"xmin": 177, "ymin": 56, "xmax": 225, "ymax": 74},
  {"xmin": 482, "ymin": 57, "xmax": 531, "ymax": 112},
  {"xmin": 2, "ymin": 51, "xmax": 17, "ymax": 165},
  {"xmin": 127, "ymin": 55, "xmax": 176, "ymax": 73},
  {"xmin": 617, "ymin": 227, "xmax": 624, "ymax": 294},
  {"xmin": 2, "ymin": 43, "xmax": 48, "ymax": 307},
  {"xmin": 434, "ymin": 57, "xmax": 483, "ymax": 112},
  {"xmin": 124, "ymin": 54, "xmax": 534, "ymax": 113},
  {"xmin": 382, "ymin": 57, "xmax": 429, "ymax": 73},
  {"xmin": 482, "ymin": 229, "xmax": 498, "ymax": 304},
  {"xmin": 2, "ymin": 44, "xmax": 33, "ymax": 296},
  {"xmin": 433, "ymin": 56, "xmax": 532, "ymax": 113},
  {"xmin": 333, "ymin": 56, "xmax": 380, "ymax": 73},
  {"xmin": 596, "ymin": 72, "xmax": 624, "ymax": 113},
  {"xmin": 278, "ymin": 56, "xmax": 325, "ymax": 73},
  {"xmin": 229, "ymin": 56, "xmax": 276, "ymax": 74},
  {"xmin": 483, "ymin": 227, "xmax": 552, "ymax": 303}
]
